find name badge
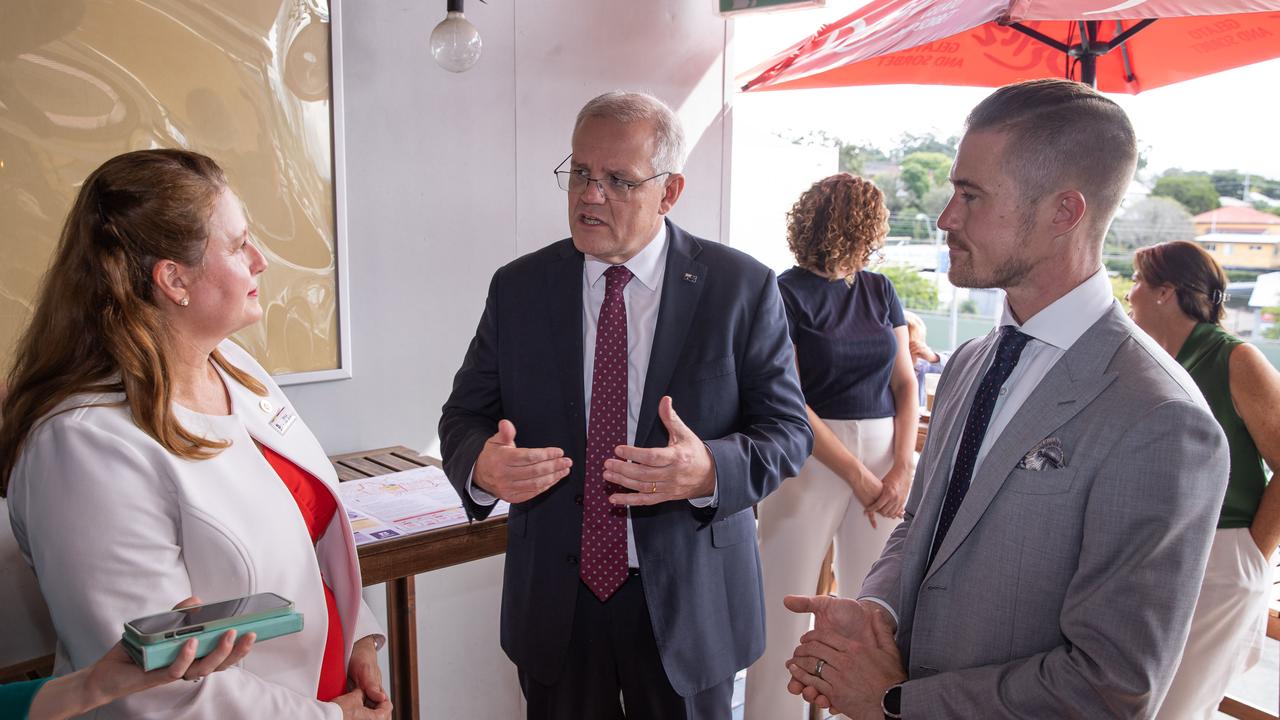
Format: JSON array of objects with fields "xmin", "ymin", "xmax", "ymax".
[{"xmin": 269, "ymin": 405, "xmax": 298, "ymax": 435}]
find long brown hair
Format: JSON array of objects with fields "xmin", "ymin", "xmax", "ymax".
[
  {"xmin": 0, "ymin": 149, "xmax": 265, "ymax": 494},
  {"xmin": 787, "ymin": 173, "xmax": 889, "ymax": 276},
  {"xmin": 1133, "ymin": 240, "xmax": 1228, "ymax": 325}
]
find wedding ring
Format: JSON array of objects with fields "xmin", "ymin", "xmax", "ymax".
[
  {"xmin": 649, "ymin": 483, "xmax": 657, "ymax": 494},
  {"xmin": 814, "ymin": 659, "xmax": 825, "ymax": 679}
]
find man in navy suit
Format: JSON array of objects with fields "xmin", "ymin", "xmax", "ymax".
[{"xmin": 440, "ymin": 91, "xmax": 812, "ymax": 719}]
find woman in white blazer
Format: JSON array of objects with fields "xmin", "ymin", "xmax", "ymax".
[{"xmin": 1, "ymin": 150, "xmax": 389, "ymax": 719}]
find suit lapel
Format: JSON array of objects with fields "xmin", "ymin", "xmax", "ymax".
[
  {"xmin": 908, "ymin": 332, "xmax": 994, "ymax": 567},
  {"xmin": 636, "ymin": 222, "xmax": 706, "ymax": 447},
  {"xmin": 222, "ymin": 366, "xmax": 336, "ymax": 486},
  {"xmin": 548, "ymin": 241, "xmax": 588, "ymax": 449},
  {"xmin": 924, "ymin": 305, "xmax": 1130, "ymax": 579}
]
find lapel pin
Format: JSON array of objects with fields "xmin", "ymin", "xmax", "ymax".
[
  {"xmin": 259, "ymin": 399, "xmax": 274, "ymax": 414},
  {"xmin": 682, "ymin": 272, "xmax": 698, "ymax": 283}
]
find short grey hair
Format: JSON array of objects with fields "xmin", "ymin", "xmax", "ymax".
[{"xmin": 574, "ymin": 91, "xmax": 687, "ymax": 174}]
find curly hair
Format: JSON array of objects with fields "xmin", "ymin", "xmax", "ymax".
[{"xmin": 786, "ymin": 173, "xmax": 889, "ymax": 276}]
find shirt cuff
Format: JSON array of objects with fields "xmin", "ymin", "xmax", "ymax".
[
  {"xmin": 857, "ymin": 595, "xmax": 899, "ymax": 626},
  {"xmin": 466, "ymin": 465, "xmax": 499, "ymax": 506},
  {"xmin": 687, "ymin": 443, "xmax": 719, "ymax": 508}
]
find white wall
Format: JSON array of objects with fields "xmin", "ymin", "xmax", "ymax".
[{"xmin": 283, "ymin": 1, "xmax": 734, "ymax": 715}]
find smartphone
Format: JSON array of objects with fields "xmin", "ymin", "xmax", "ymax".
[
  {"xmin": 121, "ymin": 611, "xmax": 304, "ymax": 671},
  {"xmin": 121, "ymin": 592, "xmax": 303, "ymax": 671},
  {"xmin": 123, "ymin": 592, "xmax": 293, "ymax": 644}
]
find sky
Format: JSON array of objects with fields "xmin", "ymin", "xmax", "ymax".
[{"xmin": 731, "ymin": 1, "xmax": 1280, "ymax": 181}]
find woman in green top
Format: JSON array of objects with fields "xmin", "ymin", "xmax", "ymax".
[{"xmin": 1127, "ymin": 240, "xmax": 1280, "ymax": 720}]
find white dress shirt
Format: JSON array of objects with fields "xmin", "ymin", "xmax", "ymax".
[
  {"xmin": 863, "ymin": 267, "xmax": 1114, "ymax": 622},
  {"xmin": 468, "ymin": 222, "xmax": 715, "ymax": 567}
]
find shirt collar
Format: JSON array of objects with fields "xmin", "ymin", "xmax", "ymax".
[
  {"xmin": 999, "ymin": 267, "xmax": 1113, "ymax": 350},
  {"xmin": 584, "ymin": 221, "xmax": 668, "ymax": 292}
]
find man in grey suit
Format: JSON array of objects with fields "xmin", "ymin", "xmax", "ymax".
[{"xmin": 782, "ymin": 79, "xmax": 1230, "ymax": 719}]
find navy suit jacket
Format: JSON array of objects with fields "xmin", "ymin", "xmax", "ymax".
[{"xmin": 439, "ymin": 219, "xmax": 812, "ymax": 696}]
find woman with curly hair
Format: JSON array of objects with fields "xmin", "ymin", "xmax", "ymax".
[
  {"xmin": 745, "ymin": 173, "xmax": 917, "ymax": 720},
  {"xmin": 1126, "ymin": 241, "xmax": 1280, "ymax": 720}
]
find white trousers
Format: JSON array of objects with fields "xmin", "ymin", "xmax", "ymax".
[
  {"xmin": 1155, "ymin": 527, "xmax": 1273, "ymax": 720},
  {"xmin": 745, "ymin": 417, "xmax": 900, "ymax": 720}
]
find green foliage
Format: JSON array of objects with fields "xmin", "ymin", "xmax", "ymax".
[
  {"xmin": 1262, "ymin": 309, "xmax": 1280, "ymax": 341},
  {"xmin": 1104, "ymin": 257, "xmax": 1134, "ymax": 277},
  {"xmin": 899, "ymin": 152, "xmax": 953, "ymax": 206},
  {"xmin": 878, "ymin": 263, "xmax": 938, "ymax": 310},
  {"xmin": 1151, "ymin": 173, "xmax": 1221, "ymax": 215},
  {"xmin": 1226, "ymin": 269, "xmax": 1261, "ymax": 283},
  {"xmin": 888, "ymin": 132, "xmax": 958, "ymax": 161},
  {"xmin": 1110, "ymin": 275, "xmax": 1134, "ymax": 308},
  {"xmin": 784, "ymin": 130, "xmax": 888, "ymax": 177},
  {"xmin": 958, "ymin": 299, "xmax": 978, "ymax": 315}
]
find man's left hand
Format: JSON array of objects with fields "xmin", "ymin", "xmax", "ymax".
[
  {"xmin": 605, "ymin": 396, "xmax": 716, "ymax": 506},
  {"xmin": 348, "ymin": 636, "xmax": 388, "ymax": 707},
  {"xmin": 785, "ymin": 610, "xmax": 906, "ymax": 718}
]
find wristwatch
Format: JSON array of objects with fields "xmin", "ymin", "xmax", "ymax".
[{"xmin": 882, "ymin": 683, "xmax": 903, "ymax": 719}]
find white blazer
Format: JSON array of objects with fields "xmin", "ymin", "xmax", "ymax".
[{"xmin": 8, "ymin": 340, "xmax": 382, "ymax": 719}]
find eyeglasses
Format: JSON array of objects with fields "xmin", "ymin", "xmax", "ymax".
[{"xmin": 553, "ymin": 154, "xmax": 671, "ymax": 203}]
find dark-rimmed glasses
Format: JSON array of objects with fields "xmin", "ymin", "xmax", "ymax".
[{"xmin": 553, "ymin": 154, "xmax": 671, "ymax": 203}]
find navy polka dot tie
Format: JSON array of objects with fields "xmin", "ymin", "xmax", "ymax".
[
  {"xmin": 929, "ymin": 326, "xmax": 1032, "ymax": 566},
  {"xmin": 581, "ymin": 265, "xmax": 632, "ymax": 601}
]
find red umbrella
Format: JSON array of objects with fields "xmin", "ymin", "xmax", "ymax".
[{"xmin": 740, "ymin": 0, "xmax": 1280, "ymax": 94}]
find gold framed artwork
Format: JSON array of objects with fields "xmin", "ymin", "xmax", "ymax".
[{"xmin": 0, "ymin": 0, "xmax": 352, "ymax": 383}]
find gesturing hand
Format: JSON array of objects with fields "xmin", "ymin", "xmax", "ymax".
[
  {"xmin": 604, "ymin": 396, "xmax": 716, "ymax": 506},
  {"xmin": 473, "ymin": 420, "xmax": 572, "ymax": 503}
]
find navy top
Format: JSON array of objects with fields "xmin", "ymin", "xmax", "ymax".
[{"xmin": 778, "ymin": 267, "xmax": 906, "ymax": 420}]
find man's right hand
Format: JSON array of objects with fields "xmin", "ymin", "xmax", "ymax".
[
  {"xmin": 782, "ymin": 595, "xmax": 898, "ymax": 699},
  {"xmin": 473, "ymin": 420, "xmax": 572, "ymax": 503}
]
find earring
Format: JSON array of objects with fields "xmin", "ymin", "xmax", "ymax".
[{"xmin": 178, "ymin": 296, "xmax": 190, "ymax": 307}]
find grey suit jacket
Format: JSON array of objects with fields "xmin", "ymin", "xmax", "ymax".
[{"xmin": 860, "ymin": 303, "xmax": 1229, "ymax": 718}]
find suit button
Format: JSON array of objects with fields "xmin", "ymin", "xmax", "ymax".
[
  {"xmin": 566, "ymin": 554, "xmax": 578, "ymax": 565},
  {"xmin": 574, "ymin": 494, "xmax": 583, "ymax": 505}
]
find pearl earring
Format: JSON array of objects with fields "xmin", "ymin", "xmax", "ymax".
[{"xmin": 178, "ymin": 296, "xmax": 190, "ymax": 307}]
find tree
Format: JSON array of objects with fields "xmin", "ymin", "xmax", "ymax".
[
  {"xmin": 1152, "ymin": 173, "xmax": 1221, "ymax": 215},
  {"xmin": 878, "ymin": 264, "xmax": 938, "ymax": 310},
  {"xmin": 1109, "ymin": 196, "xmax": 1195, "ymax": 250},
  {"xmin": 1209, "ymin": 169, "xmax": 1246, "ymax": 200},
  {"xmin": 888, "ymin": 132, "xmax": 958, "ymax": 161},
  {"xmin": 785, "ymin": 130, "xmax": 888, "ymax": 177},
  {"xmin": 898, "ymin": 152, "xmax": 952, "ymax": 208},
  {"xmin": 871, "ymin": 169, "xmax": 907, "ymax": 216}
]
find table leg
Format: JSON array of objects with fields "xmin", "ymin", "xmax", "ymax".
[{"xmin": 385, "ymin": 577, "xmax": 420, "ymax": 720}]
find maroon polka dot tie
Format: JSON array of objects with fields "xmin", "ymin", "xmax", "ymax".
[{"xmin": 581, "ymin": 265, "xmax": 633, "ymax": 601}]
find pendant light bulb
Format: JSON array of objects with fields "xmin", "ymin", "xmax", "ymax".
[{"xmin": 430, "ymin": 0, "xmax": 482, "ymax": 73}]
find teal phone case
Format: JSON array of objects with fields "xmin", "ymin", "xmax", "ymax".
[{"xmin": 122, "ymin": 610, "xmax": 304, "ymax": 671}]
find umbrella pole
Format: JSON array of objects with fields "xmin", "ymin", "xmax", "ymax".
[
  {"xmin": 1080, "ymin": 54, "xmax": 1097, "ymax": 87},
  {"xmin": 1079, "ymin": 21, "xmax": 1099, "ymax": 88}
]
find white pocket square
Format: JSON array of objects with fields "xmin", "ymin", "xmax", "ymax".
[{"xmin": 1017, "ymin": 437, "xmax": 1065, "ymax": 471}]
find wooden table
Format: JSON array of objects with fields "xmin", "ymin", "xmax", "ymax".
[{"xmin": 332, "ymin": 446, "xmax": 507, "ymax": 720}]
